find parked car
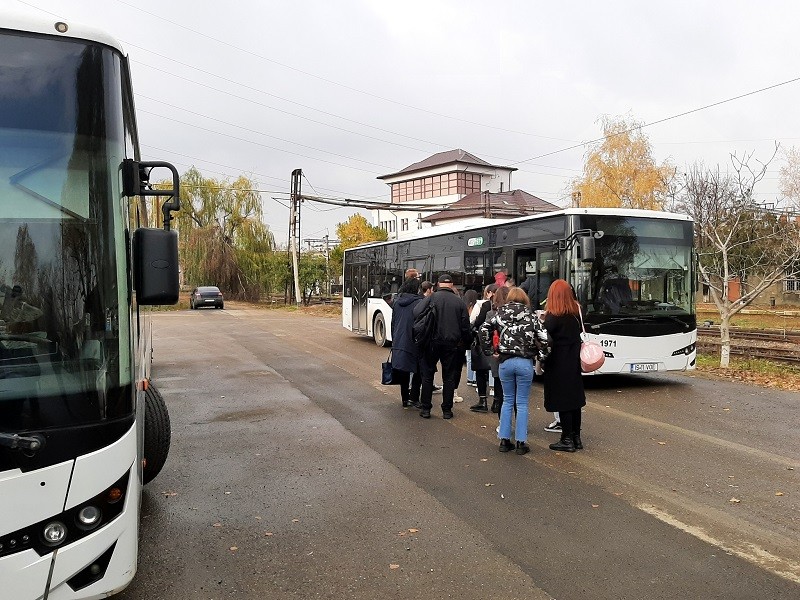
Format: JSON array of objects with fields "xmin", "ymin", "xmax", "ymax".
[{"xmin": 190, "ymin": 286, "xmax": 224, "ymax": 309}]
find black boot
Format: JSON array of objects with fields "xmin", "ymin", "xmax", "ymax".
[
  {"xmin": 515, "ymin": 441, "xmax": 530, "ymax": 455},
  {"xmin": 549, "ymin": 434, "xmax": 576, "ymax": 452},
  {"xmin": 470, "ymin": 396, "xmax": 488, "ymax": 413},
  {"xmin": 499, "ymin": 438, "xmax": 514, "ymax": 453},
  {"xmin": 490, "ymin": 398, "xmax": 501, "ymax": 413},
  {"xmin": 573, "ymin": 431, "xmax": 583, "ymax": 450}
]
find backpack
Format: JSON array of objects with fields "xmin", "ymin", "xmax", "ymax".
[{"xmin": 412, "ymin": 301, "xmax": 437, "ymax": 348}]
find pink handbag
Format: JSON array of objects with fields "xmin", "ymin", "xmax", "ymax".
[{"xmin": 579, "ymin": 308, "xmax": 605, "ymax": 373}]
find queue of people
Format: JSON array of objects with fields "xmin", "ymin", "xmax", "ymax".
[{"xmin": 388, "ymin": 273, "xmax": 587, "ymax": 455}]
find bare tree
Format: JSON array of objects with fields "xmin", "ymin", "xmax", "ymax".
[{"xmin": 679, "ymin": 149, "xmax": 800, "ymax": 366}]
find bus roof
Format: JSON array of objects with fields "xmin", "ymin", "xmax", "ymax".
[
  {"xmin": 344, "ymin": 207, "xmax": 693, "ymax": 252},
  {"xmin": 2, "ymin": 10, "xmax": 126, "ymax": 55}
]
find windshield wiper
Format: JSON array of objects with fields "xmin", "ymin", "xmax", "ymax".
[
  {"xmin": 0, "ymin": 432, "xmax": 45, "ymax": 452},
  {"xmin": 589, "ymin": 314, "xmax": 690, "ymax": 331}
]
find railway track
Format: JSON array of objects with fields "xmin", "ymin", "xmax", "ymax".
[{"xmin": 697, "ymin": 327, "xmax": 800, "ymax": 365}]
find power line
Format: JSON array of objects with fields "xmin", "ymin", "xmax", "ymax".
[
  {"xmin": 514, "ymin": 75, "xmax": 800, "ymax": 166},
  {"xmin": 114, "ymin": 0, "xmax": 577, "ymax": 143}
]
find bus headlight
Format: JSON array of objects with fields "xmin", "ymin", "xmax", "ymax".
[
  {"xmin": 42, "ymin": 521, "xmax": 68, "ymax": 546},
  {"xmin": 77, "ymin": 506, "xmax": 102, "ymax": 529},
  {"xmin": 672, "ymin": 343, "xmax": 695, "ymax": 356}
]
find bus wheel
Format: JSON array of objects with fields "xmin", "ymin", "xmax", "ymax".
[
  {"xmin": 143, "ymin": 383, "xmax": 171, "ymax": 485},
  {"xmin": 373, "ymin": 313, "xmax": 388, "ymax": 347}
]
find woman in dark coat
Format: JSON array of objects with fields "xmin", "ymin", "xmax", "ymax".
[
  {"xmin": 391, "ymin": 278, "xmax": 423, "ymax": 407},
  {"xmin": 542, "ymin": 279, "xmax": 586, "ymax": 452},
  {"xmin": 467, "ymin": 285, "xmax": 494, "ymax": 412}
]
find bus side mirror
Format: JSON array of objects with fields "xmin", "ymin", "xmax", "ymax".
[
  {"xmin": 133, "ymin": 228, "xmax": 179, "ymax": 305},
  {"xmin": 579, "ymin": 236, "xmax": 596, "ymax": 263}
]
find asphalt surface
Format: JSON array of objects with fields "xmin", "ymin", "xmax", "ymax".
[{"xmin": 118, "ymin": 304, "xmax": 799, "ymax": 600}]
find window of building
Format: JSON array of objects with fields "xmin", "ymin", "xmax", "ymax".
[
  {"xmin": 391, "ymin": 171, "xmax": 484, "ymax": 202},
  {"xmin": 401, "ymin": 218, "xmax": 408, "ymax": 231}
]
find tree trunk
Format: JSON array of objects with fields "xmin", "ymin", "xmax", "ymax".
[{"xmin": 719, "ymin": 315, "xmax": 731, "ymax": 368}]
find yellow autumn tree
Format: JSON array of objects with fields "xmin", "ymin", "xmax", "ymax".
[{"xmin": 572, "ymin": 115, "xmax": 675, "ymax": 209}]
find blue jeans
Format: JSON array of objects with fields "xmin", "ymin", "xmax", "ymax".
[
  {"xmin": 498, "ymin": 357, "xmax": 534, "ymax": 443},
  {"xmin": 465, "ymin": 350, "xmax": 475, "ymax": 382}
]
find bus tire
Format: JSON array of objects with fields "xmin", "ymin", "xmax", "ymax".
[
  {"xmin": 143, "ymin": 383, "xmax": 171, "ymax": 485},
  {"xmin": 373, "ymin": 312, "xmax": 388, "ymax": 347}
]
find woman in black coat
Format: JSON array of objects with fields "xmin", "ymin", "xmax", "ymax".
[
  {"xmin": 542, "ymin": 279, "xmax": 586, "ymax": 452},
  {"xmin": 391, "ymin": 278, "xmax": 423, "ymax": 407}
]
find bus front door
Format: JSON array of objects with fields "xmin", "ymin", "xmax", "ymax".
[{"xmin": 352, "ymin": 264, "xmax": 368, "ymax": 335}]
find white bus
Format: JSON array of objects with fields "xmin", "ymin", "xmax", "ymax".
[
  {"xmin": 342, "ymin": 208, "xmax": 696, "ymax": 374},
  {"xmin": 0, "ymin": 14, "xmax": 180, "ymax": 598}
]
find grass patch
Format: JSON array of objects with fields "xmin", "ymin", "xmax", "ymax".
[
  {"xmin": 697, "ymin": 309, "xmax": 800, "ymax": 330},
  {"xmin": 695, "ymin": 352, "xmax": 800, "ymax": 391}
]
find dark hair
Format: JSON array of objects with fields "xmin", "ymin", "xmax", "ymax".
[
  {"xmin": 398, "ymin": 278, "xmax": 420, "ymax": 295},
  {"xmin": 492, "ymin": 286, "xmax": 509, "ymax": 309},
  {"xmin": 463, "ymin": 289, "xmax": 479, "ymax": 311},
  {"xmin": 420, "ymin": 281, "xmax": 434, "ymax": 294}
]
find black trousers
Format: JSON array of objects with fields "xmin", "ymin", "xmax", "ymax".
[
  {"xmin": 396, "ymin": 370, "xmax": 421, "ymax": 404},
  {"xmin": 559, "ymin": 409, "xmax": 582, "ymax": 436},
  {"xmin": 420, "ymin": 342, "xmax": 463, "ymax": 412},
  {"xmin": 475, "ymin": 369, "xmax": 490, "ymax": 397}
]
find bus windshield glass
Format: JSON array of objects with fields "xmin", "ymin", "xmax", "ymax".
[
  {"xmin": 572, "ymin": 215, "xmax": 694, "ymax": 317},
  {"xmin": 0, "ymin": 32, "xmax": 132, "ymax": 433}
]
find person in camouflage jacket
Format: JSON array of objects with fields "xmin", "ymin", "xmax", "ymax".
[{"xmin": 479, "ymin": 287, "xmax": 548, "ymax": 455}]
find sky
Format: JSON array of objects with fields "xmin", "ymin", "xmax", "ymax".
[{"xmin": 9, "ymin": 0, "xmax": 800, "ymax": 245}]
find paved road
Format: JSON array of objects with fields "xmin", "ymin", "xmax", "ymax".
[{"xmin": 119, "ymin": 304, "xmax": 799, "ymax": 600}]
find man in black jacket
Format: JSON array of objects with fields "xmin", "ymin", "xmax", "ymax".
[{"xmin": 413, "ymin": 274, "xmax": 473, "ymax": 419}]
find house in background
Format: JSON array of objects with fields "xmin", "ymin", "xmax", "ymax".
[{"xmin": 375, "ymin": 149, "xmax": 559, "ymax": 239}]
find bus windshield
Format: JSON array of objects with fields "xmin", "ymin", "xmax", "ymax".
[
  {"xmin": 0, "ymin": 32, "xmax": 132, "ymax": 434},
  {"xmin": 572, "ymin": 215, "xmax": 694, "ymax": 318}
]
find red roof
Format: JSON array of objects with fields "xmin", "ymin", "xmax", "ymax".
[{"xmin": 422, "ymin": 190, "xmax": 559, "ymax": 223}]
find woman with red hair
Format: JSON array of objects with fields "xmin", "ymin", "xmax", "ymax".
[{"xmin": 543, "ymin": 279, "xmax": 586, "ymax": 452}]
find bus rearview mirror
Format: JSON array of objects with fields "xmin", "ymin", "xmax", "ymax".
[
  {"xmin": 133, "ymin": 228, "xmax": 179, "ymax": 305},
  {"xmin": 579, "ymin": 236, "xmax": 596, "ymax": 263}
]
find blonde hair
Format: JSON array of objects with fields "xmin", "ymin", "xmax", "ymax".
[{"xmin": 506, "ymin": 287, "xmax": 531, "ymax": 307}]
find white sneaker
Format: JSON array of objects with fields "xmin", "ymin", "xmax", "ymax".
[{"xmin": 544, "ymin": 420, "xmax": 562, "ymax": 433}]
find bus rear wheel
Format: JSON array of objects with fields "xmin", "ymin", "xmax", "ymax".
[
  {"xmin": 373, "ymin": 312, "xmax": 388, "ymax": 347},
  {"xmin": 143, "ymin": 383, "xmax": 171, "ymax": 485}
]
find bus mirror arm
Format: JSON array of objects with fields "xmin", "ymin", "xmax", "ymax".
[
  {"xmin": 558, "ymin": 229, "xmax": 604, "ymax": 262},
  {"xmin": 122, "ymin": 159, "xmax": 181, "ymax": 231}
]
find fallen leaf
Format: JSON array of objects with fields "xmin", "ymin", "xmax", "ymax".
[
  {"xmin": 264, "ymin": 532, "xmax": 273, "ymax": 536},
  {"xmin": 291, "ymin": 519, "xmax": 300, "ymax": 523},
  {"xmin": 212, "ymin": 523, "xmax": 222, "ymax": 528},
  {"xmin": 485, "ymin": 483, "xmax": 494, "ymax": 487},
  {"xmin": 729, "ymin": 497, "xmax": 741, "ymax": 504},
  {"xmin": 389, "ymin": 564, "xmax": 400, "ymax": 570},
  {"xmin": 408, "ymin": 528, "xmax": 419, "ymax": 533},
  {"xmin": 657, "ymin": 442, "xmax": 667, "ymax": 446},
  {"xmin": 775, "ymin": 492, "xmax": 784, "ymax": 496},
  {"xmin": 728, "ymin": 475, "xmax": 735, "ymax": 479},
  {"xmin": 480, "ymin": 425, "xmax": 487, "ymax": 429},
  {"xmin": 230, "ymin": 546, "xmax": 238, "ymax": 551},
  {"xmin": 224, "ymin": 491, "xmax": 231, "ymax": 495},
  {"xmin": 591, "ymin": 504, "xmax": 599, "ymax": 508},
  {"xmin": 255, "ymin": 516, "xmax": 262, "ymax": 520},
  {"xmin": 500, "ymin": 494, "xmax": 505, "ymax": 499},
  {"xmin": 480, "ymin": 458, "xmax": 488, "ymax": 462}
]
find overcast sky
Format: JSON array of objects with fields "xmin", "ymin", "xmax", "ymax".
[{"xmin": 11, "ymin": 0, "xmax": 800, "ymax": 245}]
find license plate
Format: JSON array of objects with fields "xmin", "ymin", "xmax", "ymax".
[
  {"xmin": 631, "ymin": 363, "xmax": 658, "ymax": 372},
  {"xmin": 205, "ymin": 299, "xmax": 214, "ymax": 302}
]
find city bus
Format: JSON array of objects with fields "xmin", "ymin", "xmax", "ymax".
[
  {"xmin": 342, "ymin": 207, "xmax": 696, "ymax": 374},
  {"xmin": 0, "ymin": 14, "xmax": 180, "ymax": 598}
]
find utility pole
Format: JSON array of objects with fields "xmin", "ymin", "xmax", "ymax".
[
  {"xmin": 289, "ymin": 169, "xmax": 302, "ymax": 305},
  {"xmin": 323, "ymin": 234, "xmax": 330, "ymax": 300}
]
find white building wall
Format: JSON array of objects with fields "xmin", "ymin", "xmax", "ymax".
[{"xmin": 374, "ymin": 163, "xmax": 514, "ymax": 240}]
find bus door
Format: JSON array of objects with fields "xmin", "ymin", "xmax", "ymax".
[
  {"xmin": 351, "ymin": 264, "xmax": 369, "ymax": 335},
  {"xmin": 513, "ymin": 247, "xmax": 557, "ymax": 309}
]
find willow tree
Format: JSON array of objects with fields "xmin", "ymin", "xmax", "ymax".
[
  {"xmin": 572, "ymin": 115, "xmax": 675, "ymax": 209},
  {"xmin": 679, "ymin": 151, "xmax": 800, "ymax": 366},
  {"xmin": 175, "ymin": 167, "xmax": 275, "ymax": 300}
]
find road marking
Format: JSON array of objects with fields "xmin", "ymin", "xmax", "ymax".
[
  {"xmin": 638, "ymin": 504, "xmax": 800, "ymax": 584},
  {"xmin": 592, "ymin": 403, "xmax": 797, "ymax": 468}
]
